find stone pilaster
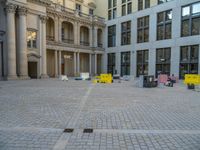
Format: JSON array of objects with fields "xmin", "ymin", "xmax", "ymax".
[
  {"xmin": 89, "ymin": 53, "xmax": 92, "ymax": 75},
  {"xmin": 94, "ymin": 53, "xmax": 97, "ymax": 75},
  {"xmin": 77, "ymin": 52, "xmax": 80, "ymax": 74},
  {"xmin": 93, "ymin": 26, "xmax": 98, "ymax": 47},
  {"xmin": 74, "ymin": 52, "xmax": 77, "ymax": 76},
  {"xmin": 55, "ymin": 50, "xmax": 58, "ymax": 77},
  {"xmin": 18, "ymin": 6, "xmax": 29, "ymax": 79},
  {"xmin": 40, "ymin": 15, "xmax": 48, "ymax": 78},
  {"xmin": 6, "ymin": 3, "xmax": 18, "ymax": 80},
  {"xmin": 58, "ymin": 50, "xmax": 62, "ymax": 76},
  {"xmin": 89, "ymin": 26, "xmax": 93, "ymax": 47}
]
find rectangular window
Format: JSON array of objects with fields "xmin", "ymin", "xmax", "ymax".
[
  {"xmin": 108, "ymin": 0, "xmax": 112, "ymax": 9},
  {"xmin": 157, "ymin": 10, "xmax": 172, "ymax": 40},
  {"xmin": 113, "ymin": 8, "xmax": 117, "ymax": 19},
  {"xmin": 27, "ymin": 30, "xmax": 37, "ymax": 49},
  {"xmin": 137, "ymin": 16, "xmax": 149, "ymax": 43},
  {"xmin": 145, "ymin": 0, "xmax": 150, "ymax": 9},
  {"xmin": 76, "ymin": 4, "xmax": 81, "ymax": 12},
  {"xmin": 108, "ymin": 53, "xmax": 116, "ymax": 75},
  {"xmin": 108, "ymin": 10, "xmax": 112, "ymax": 20},
  {"xmin": 127, "ymin": 2, "xmax": 132, "ymax": 14},
  {"xmin": 156, "ymin": 48, "xmax": 171, "ymax": 76},
  {"xmin": 122, "ymin": 4, "xmax": 126, "ymax": 16},
  {"xmin": 121, "ymin": 51, "xmax": 130, "ymax": 76},
  {"xmin": 108, "ymin": 25, "xmax": 116, "ymax": 47},
  {"xmin": 121, "ymin": 21, "xmax": 131, "ymax": 45},
  {"xmin": 138, "ymin": 0, "xmax": 143, "ymax": 11},
  {"xmin": 89, "ymin": 9, "xmax": 94, "ymax": 15},
  {"xmin": 180, "ymin": 45, "xmax": 199, "ymax": 79},
  {"xmin": 181, "ymin": 2, "xmax": 200, "ymax": 37},
  {"xmin": 137, "ymin": 50, "xmax": 149, "ymax": 77},
  {"xmin": 113, "ymin": 0, "xmax": 117, "ymax": 7}
]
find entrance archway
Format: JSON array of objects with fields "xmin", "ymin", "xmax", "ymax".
[{"xmin": 28, "ymin": 53, "xmax": 40, "ymax": 79}]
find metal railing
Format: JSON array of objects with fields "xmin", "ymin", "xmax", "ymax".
[{"xmin": 62, "ymin": 38, "xmax": 74, "ymax": 44}]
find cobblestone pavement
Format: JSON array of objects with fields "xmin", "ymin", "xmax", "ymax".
[{"xmin": 0, "ymin": 79, "xmax": 200, "ymax": 150}]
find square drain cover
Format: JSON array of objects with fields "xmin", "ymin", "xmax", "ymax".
[
  {"xmin": 83, "ymin": 129, "xmax": 93, "ymax": 133},
  {"xmin": 63, "ymin": 128, "xmax": 74, "ymax": 133}
]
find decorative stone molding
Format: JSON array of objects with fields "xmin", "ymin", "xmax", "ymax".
[
  {"xmin": 40, "ymin": 15, "xmax": 48, "ymax": 23},
  {"xmin": 27, "ymin": 0, "xmax": 51, "ymax": 6},
  {"xmin": 75, "ymin": 0, "xmax": 84, "ymax": 3},
  {"xmin": 5, "ymin": 3, "xmax": 17, "ymax": 13},
  {"xmin": 18, "ymin": 7, "xmax": 28, "ymax": 16},
  {"xmin": 88, "ymin": 2, "xmax": 96, "ymax": 9}
]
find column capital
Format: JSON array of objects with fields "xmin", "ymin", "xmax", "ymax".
[
  {"xmin": 39, "ymin": 15, "xmax": 48, "ymax": 24},
  {"xmin": 5, "ymin": 3, "xmax": 17, "ymax": 14},
  {"xmin": 18, "ymin": 7, "xmax": 28, "ymax": 16}
]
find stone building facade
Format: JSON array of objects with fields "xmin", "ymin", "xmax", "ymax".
[{"xmin": 0, "ymin": 0, "xmax": 105, "ymax": 80}]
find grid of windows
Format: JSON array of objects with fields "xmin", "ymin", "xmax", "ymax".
[
  {"xmin": 121, "ymin": 51, "xmax": 130, "ymax": 76},
  {"xmin": 107, "ymin": 53, "xmax": 116, "ymax": 75},
  {"xmin": 121, "ymin": 21, "xmax": 131, "ymax": 45},
  {"xmin": 181, "ymin": 2, "xmax": 200, "ymax": 37},
  {"xmin": 158, "ymin": 0, "xmax": 172, "ymax": 5},
  {"xmin": 121, "ymin": 0, "xmax": 132, "ymax": 16},
  {"xmin": 108, "ymin": 0, "xmax": 117, "ymax": 20},
  {"xmin": 138, "ymin": 0, "xmax": 150, "ymax": 11},
  {"xmin": 137, "ymin": 50, "xmax": 149, "ymax": 77},
  {"xmin": 156, "ymin": 48, "xmax": 171, "ymax": 76},
  {"xmin": 157, "ymin": 10, "xmax": 172, "ymax": 40},
  {"xmin": 180, "ymin": 45, "xmax": 199, "ymax": 79},
  {"xmin": 137, "ymin": 16, "xmax": 149, "ymax": 43},
  {"xmin": 108, "ymin": 25, "xmax": 116, "ymax": 47}
]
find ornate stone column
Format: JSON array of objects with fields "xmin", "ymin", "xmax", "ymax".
[
  {"xmin": 55, "ymin": 50, "xmax": 58, "ymax": 77},
  {"xmin": 74, "ymin": 52, "xmax": 77, "ymax": 76},
  {"xmin": 58, "ymin": 50, "xmax": 62, "ymax": 76},
  {"xmin": 18, "ymin": 7, "xmax": 29, "ymax": 79},
  {"xmin": 94, "ymin": 53, "xmax": 97, "ymax": 75},
  {"xmin": 40, "ymin": 15, "xmax": 48, "ymax": 78},
  {"xmin": 93, "ymin": 26, "xmax": 98, "ymax": 47},
  {"xmin": 89, "ymin": 26, "xmax": 93, "ymax": 47},
  {"xmin": 74, "ymin": 22, "xmax": 80, "ymax": 45},
  {"xmin": 54, "ymin": 16, "xmax": 59, "ymax": 42},
  {"xmin": 6, "ymin": 4, "xmax": 18, "ymax": 80},
  {"xmin": 89, "ymin": 53, "xmax": 92, "ymax": 75},
  {"xmin": 77, "ymin": 52, "xmax": 80, "ymax": 74}
]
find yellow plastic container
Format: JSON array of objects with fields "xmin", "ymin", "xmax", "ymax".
[
  {"xmin": 95, "ymin": 74, "xmax": 113, "ymax": 84},
  {"xmin": 184, "ymin": 74, "xmax": 200, "ymax": 85}
]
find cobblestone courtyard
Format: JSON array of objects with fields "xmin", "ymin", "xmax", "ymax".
[{"xmin": 0, "ymin": 79, "xmax": 200, "ymax": 150}]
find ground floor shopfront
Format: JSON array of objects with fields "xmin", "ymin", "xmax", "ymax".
[{"xmin": 106, "ymin": 44, "xmax": 200, "ymax": 79}]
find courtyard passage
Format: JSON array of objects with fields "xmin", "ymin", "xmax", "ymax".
[{"xmin": 0, "ymin": 79, "xmax": 200, "ymax": 150}]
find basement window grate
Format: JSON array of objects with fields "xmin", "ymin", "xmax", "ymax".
[
  {"xmin": 83, "ymin": 129, "xmax": 93, "ymax": 133},
  {"xmin": 63, "ymin": 128, "xmax": 74, "ymax": 133}
]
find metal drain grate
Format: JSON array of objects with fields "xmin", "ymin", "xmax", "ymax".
[
  {"xmin": 63, "ymin": 128, "xmax": 74, "ymax": 133},
  {"xmin": 83, "ymin": 129, "xmax": 93, "ymax": 133}
]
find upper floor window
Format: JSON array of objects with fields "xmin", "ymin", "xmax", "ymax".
[
  {"xmin": 108, "ymin": 0, "xmax": 117, "ymax": 20},
  {"xmin": 76, "ymin": 4, "xmax": 81, "ymax": 12},
  {"xmin": 158, "ymin": 0, "xmax": 172, "ymax": 5},
  {"xmin": 89, "ymin": 9, "xmax": 94, "ymax": 15},
  {"xmin": 121, "ymin": 0, "xmax": 132, "ymax": 16},
  {"xmin": 27, "ymin": 30, "xmax": 37, "ymax": 49},
  {"xmin": 121, "ymin": 21, "xmax": 131, "ymax": 45},
  {"xmin": 137, "ymin": 16, "xmax": 149, "ymax": 43},
  {"xmin": 157, "ymin": 10, "xmax": 172, "ymax": 40},
  {"xmin": 138, "ymin": 0, "xmax": 150, "ymax": 11},
  {"xmin": 108, "ymin": 25, "xmax": 116, "ymax": 47},
  {"xmin": 181, "ymin": 2, "xmax": 200, "ymax": 37}
]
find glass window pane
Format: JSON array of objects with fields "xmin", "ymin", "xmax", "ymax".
[
  {"xmin": 127, "ymin": 2, "xmax": 132, "ymax": 14},
  {"xmin": 165, "ymin": 23, "xmax": 171, "ymax": 39},
  {"xmin": 192, "ymin": 17, "xmax": 200, "ymax": 35},
  {"xmin": 137, "ymin": 51, "xmax": 143, "ymax": 63},
  {"xmin": 157, "ymin": 25, "xmax": 164, "ymax": 40},
  {"xmin": 181, "ymin": 46, "xmax": 189, "ymax": 62},
  {"xmin": 191, "ymin": 45, "xmax": 199, "ymax": 62},
  {"xmin": 166, "ymin": 10, "xmax": 172, "ymax": 21},
  {"xmin": 181, "ymin": 19, "xmax": 189, "ymax": 37},
  {"xmin": 182, "ymin": 6, "xmax": 190, "ymax": 17},
  {"xmin": 144, "ymin": 28, "xmax": 149, "ymax": 42},
  {"xmin": 122, "ymin": 5, "xmax": 126, "ymax": 16},
  {"xmin": 138, "ymin": 18, "xmax": 143, "ymax": 28},
  {"xmin": 192, "ymin": 2, "xmax": 200, "ymax": 15},
  {"xmin": 137, "ymin": 29, "xmax": 143, "ymax": 43},
  {"xmin": 157, "ymin": 12, "xmax": 164, "ymax": 23}
]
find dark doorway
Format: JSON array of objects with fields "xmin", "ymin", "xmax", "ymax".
[
  {"xmin": 0, "ymin": 41, "xmax": 4, "ymax": 78},
  {"xmin": 28, "ymin": 62, "xmax": 37, "ymax": 79}
]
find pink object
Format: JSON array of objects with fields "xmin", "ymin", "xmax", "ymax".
[{"xmin": 158, "ymin": 74, "xmax": 168, "ymax": 83}]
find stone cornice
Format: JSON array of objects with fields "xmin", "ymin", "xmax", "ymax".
[
  {"xmin": 88, "ymin": 2, "xmax": 96, "ymax": 9},
  {"xmin": 27, "ymin": 0, "xmax": 51, "ymax": 6}
]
